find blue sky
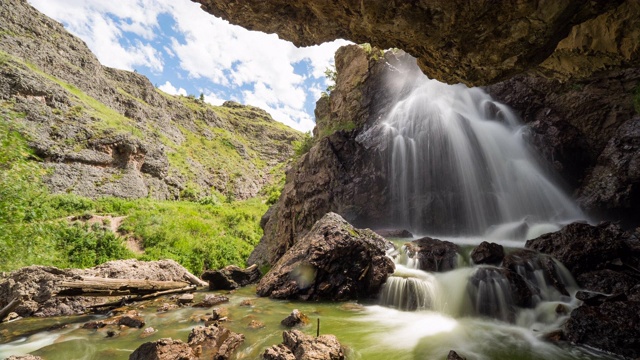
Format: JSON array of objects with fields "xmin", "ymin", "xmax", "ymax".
[{"xmin": 28, "ymin": 0, "xmax": 350, "ymax": 132}]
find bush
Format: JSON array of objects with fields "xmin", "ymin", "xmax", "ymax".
[{"xmin": 293, "ymin": 131, "xmax": 314, "ymax": 157}]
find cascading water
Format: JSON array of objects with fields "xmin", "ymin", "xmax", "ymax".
[
  {"xmin": 373, "ymin": 78, "xmax": 584, "ymax": 237},
  {"xmin": 360, "ymin": 69, "xmax": 602, "ymax": 359}
]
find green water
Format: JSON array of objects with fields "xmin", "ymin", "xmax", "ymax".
[{"xmin": 0, "ymin": 285, "xmax": 617, "ymax": 360}]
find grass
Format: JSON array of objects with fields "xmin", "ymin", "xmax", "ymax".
[{"xmin": 0, "ymin": 115, "xmax": 269, "ymax": 275}]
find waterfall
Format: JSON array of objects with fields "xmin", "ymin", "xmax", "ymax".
[{"xmin": 374, "ymin": 78, "xmax": 584, "ymax": 237}]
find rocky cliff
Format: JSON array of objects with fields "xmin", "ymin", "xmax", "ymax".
[
  {"xmin": 193, "ymin": 0, "xmax": 639, "ymax": 86},
  {"xmin": 0, "ymin": 0, "xmax": 301, "ymax": 201},
  {"xmin": 250, "ymin": 44, "xmax": 640, "ymax": 266}
]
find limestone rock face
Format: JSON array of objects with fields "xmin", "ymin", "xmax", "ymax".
[
  {"xmin": 1, "ymin": 0, "xmax": 301, "ymax": 201},
  {"xmin": 248, "ymin": 45, "xmax": 416, "ymax": 267},
  {"xmin": 256, "ymin": 213, "xmax": 395, "ymax": 301},
  {"xmin": 194, "ymin": 0, "xmax": 630, "ymax": 86}
]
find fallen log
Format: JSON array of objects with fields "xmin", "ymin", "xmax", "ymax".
[
  {"xmin": 55, "ymin": 277, "xmax": 190, "ymax": 297},
  {"xmin": 0, "ymin": 298, "xmax": 21, "ymax": 322},
  {"xmin": 87, "ymin": 285, "xmax": 197, "ymax": 309}
]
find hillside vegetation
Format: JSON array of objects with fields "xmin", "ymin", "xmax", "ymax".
[{"xmin": 0, "ymin": 0, "xmax": 301, "ymax": 274}]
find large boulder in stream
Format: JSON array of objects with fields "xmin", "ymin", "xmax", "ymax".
[
  {"xmin": 256, "ymin": 212, "xmax": 395, "ymax": 301},
  {"xmin": 565, "ymin": 301, "xmax": 640, "ymax": 359},
  {"xmin": 263, "ymin": 330, "xmax": 344, "ymax": 360},
  {"xmin": 526, "ymin": 222, "xmax": 631, "ymax": 276},
  {"xmin": 129, "ymin": 338, "xmax": 197, "ymax": 360},
  {"xmin": 404, "ymin": 237, "xmax": 460, "ymax": 272},
  {"xmin": 0, "ymin": 259, "xmax": 205, "ymax": 318}
]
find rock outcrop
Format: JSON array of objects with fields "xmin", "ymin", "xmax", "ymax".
[
  {"xmin": 256, "ymin": 212, "xmax": 395, "ymax": 301},
  {"xmin": 485, "ymin": 70, "xmax": 640, "ymax": 226},
  {"xmin": 0, "ymin": 259, "xmax": 203, "ymax": 318},
  {"xmin": 201, "ymin": 264, "xmax": 261, "ymax": 290},
  {"xmin": 263, "ymin": 330, "xmax": 344, "ymax": 360},
  {"xmin": 0, "ymin": 0, "xmax": 301, "ymax": 201},
  {"xmin": 526, "ymin": 223, "xmax": 640, "ymax": 358},
  {"xmin": 249, "ymin": 45, "xmax": 418, "ymax": 267},
  {"xmin": 194, "ymin": 0, "xmax": 638, "ymax": 86}
]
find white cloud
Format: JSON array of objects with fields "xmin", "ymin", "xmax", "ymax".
[
  {"xmin": 158, "ymin": 81, "xmax": 187, "ymax": 96},
  {"xmin": 28, "ymin": 0, "xmax": 352, "ymax": 133}
]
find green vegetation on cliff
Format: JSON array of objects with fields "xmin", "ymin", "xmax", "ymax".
[{"xmin": 0, "ymin": 117, "xmax": 268, "ymax": 274}]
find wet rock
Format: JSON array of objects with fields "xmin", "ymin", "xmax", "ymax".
[
  {"xmin": 6, "ymin": 356, "xmax": 44, "ymax": 360},
  {"xmin": 263, "ymin": 330, "xmax": 344, "ymax": 360},
  {"xmin": 106, "ymin": 330, "xmax": 118, "ymax": 338},
  {"xmin": 281, "ymin": 309, "xmax": 309, "ymax": 327},
  {"xmin": 201, "ymin": 264, "xmax": 261, "ymax": 290},
  {"xmin": 565, "ymin": 301, "xmax": 640, "ymax": 359},
  {"xmin": 404, "ymin": 237, "xmax": 460, "ymax": 272},
  {"xmin": 187, "ymin": 323, "xmax": 244, "ymax": 360},
  {"xmin": 193, "ymin": 294, "xmax": 229, "ymax": 308},
  {"xmin": 157, "ymin": 303, "xmax": 179, "ymax": 312},
  {"xmin": 543, "ymin": 330, "xmax": 565, "ymax": 343},
  {"xmin": 129, "ymin": 338, "xmax": 197, "ymax": 360},
  {"xmin": 502, "ymin": 249, "xmax": 571, "ymax": 299},
  {"xmin": 248, "ymin": 320, "xmax": 266, "ymax": 329},
  {"xmin": 447, "ymin": 350, "xmax": 466, "ymax": 360},
  {"xmin": 118, "ymin": 315, "xmax": 145, "ymax": 329},
  {"xmin": 256, "ymin": 213, "xmax": 395, "ymax": 301},
  {"xmin": 578, "ymin": 118, "xmax": 640, "ymax": 227},
  {"xmin": 525, "ymin": 222, "xmax": 630, "ymax": 277},
  {"xmin": 194, "ymin": 0, "xmax": 627, "ymax": 86},
  {"xmin": 83, "ymin": 320, "xmax": 109, "ymax": 329},
  {"xmin": 575, "ymin": 291, "xmax": 627, "ymax": 306},
  {"xmin": 576, "ymin": 269, "xmax": 638, "ymax": 296},
  {"xmin": 467, "ymin": 267, "xmax": 532, "ymax": 321},
  {"xmin": 373, "ymin": 229, "xmax": 413, "ymax": 239},
  {"xmin": 470, "ymin": 242, "xmax": 505, "ymax": 265},
  {"xmin": 177, "ymin": 294, "xmax": 194, "ymax": 305},
  {"xmin": 240, "ymin": 299, "xmax": 254, "ymax": 307},
  {"xmin": 141, "ymin": 327, "xmax": 156, "ymax": 338}
]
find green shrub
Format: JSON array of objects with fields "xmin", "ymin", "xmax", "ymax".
[{"xmin": 293, "ymin": 131, "xmax": 314, "ymax": 157}]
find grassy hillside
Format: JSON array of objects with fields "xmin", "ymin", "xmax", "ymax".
[{"xmin": 0, "ymin": 117, "xmax": 268, "ymax": 274}]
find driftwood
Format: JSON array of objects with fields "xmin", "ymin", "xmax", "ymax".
[
  {"xmin": 0, "ymin": 297, "xmax": 21, "ymax": 321},
  {"xmin": 87, "ymin": 285, "xmax": 197, "ymax": 309},
  {"xmin": 55, "ymin": 277, "xmax": 191, "ymax": 297}
]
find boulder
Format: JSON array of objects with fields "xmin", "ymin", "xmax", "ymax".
[
  {"xmin": 256, "ymin": 213, "xmax": 395, "ymax": 301},
  {"xmin": 565, "ymin": 301, "xmax": 640, "ymax": 359},
  {"xmin": 576, "ymin": 269, "xmax": 638, "ymax": 296},
  {"xmin": 177, "ymin": 294, "xmax": 194, "ymax": 305},
  {"xmin": 118, "ymin": 315, "xmax": 145, "ymax": 329},
  {"xmin": 470, "ymin": 242, "xmax": 505, "ymax": 265},
  {"xmin": 193, "ymin": 294, "xmax": 229, "ymax": 308},
  {"xmin": 404, "ymin": 237, "xmax": 460, "ymax": 272},
  {"xmin": 466, "ymin": 267, "xmax": 533, "ymax": 321},
  {"xmin": 187, "ymin": 323, "xmax": 244, "ymax": 359},
  {"xmin": 525, "ymin": 222, "xmax": 630, "ymax": 277},
  {"xmin": 129, "ymin": 338, "xmax": 197, "ymax": 360},
  {"xmin": 373, "ymin": 229, "xmax": 413, "ymax": 239},
  {"xmin": 281, "ymin": 309, "xmax": 309, "ymax": 327},
  {"xmin": 201, "ymin": 264, "xmax": 261, "ymax": 290},
  {"xmin": 263, "ymin": 330, "xmax": 344, "ymax": 360},
  {"xmin": 502, "ymin": 249, "xmax": 571, "ymax": 298}
]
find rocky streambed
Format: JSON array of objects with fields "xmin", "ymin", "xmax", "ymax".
[{"xmin": 1, "ymin": 214, "xmax": 638, "ymax": 359}]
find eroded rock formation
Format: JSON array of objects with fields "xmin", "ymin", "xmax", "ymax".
[{"xmin": 194, "ymin": 0, "xmax": 639, "ymax": 86}]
